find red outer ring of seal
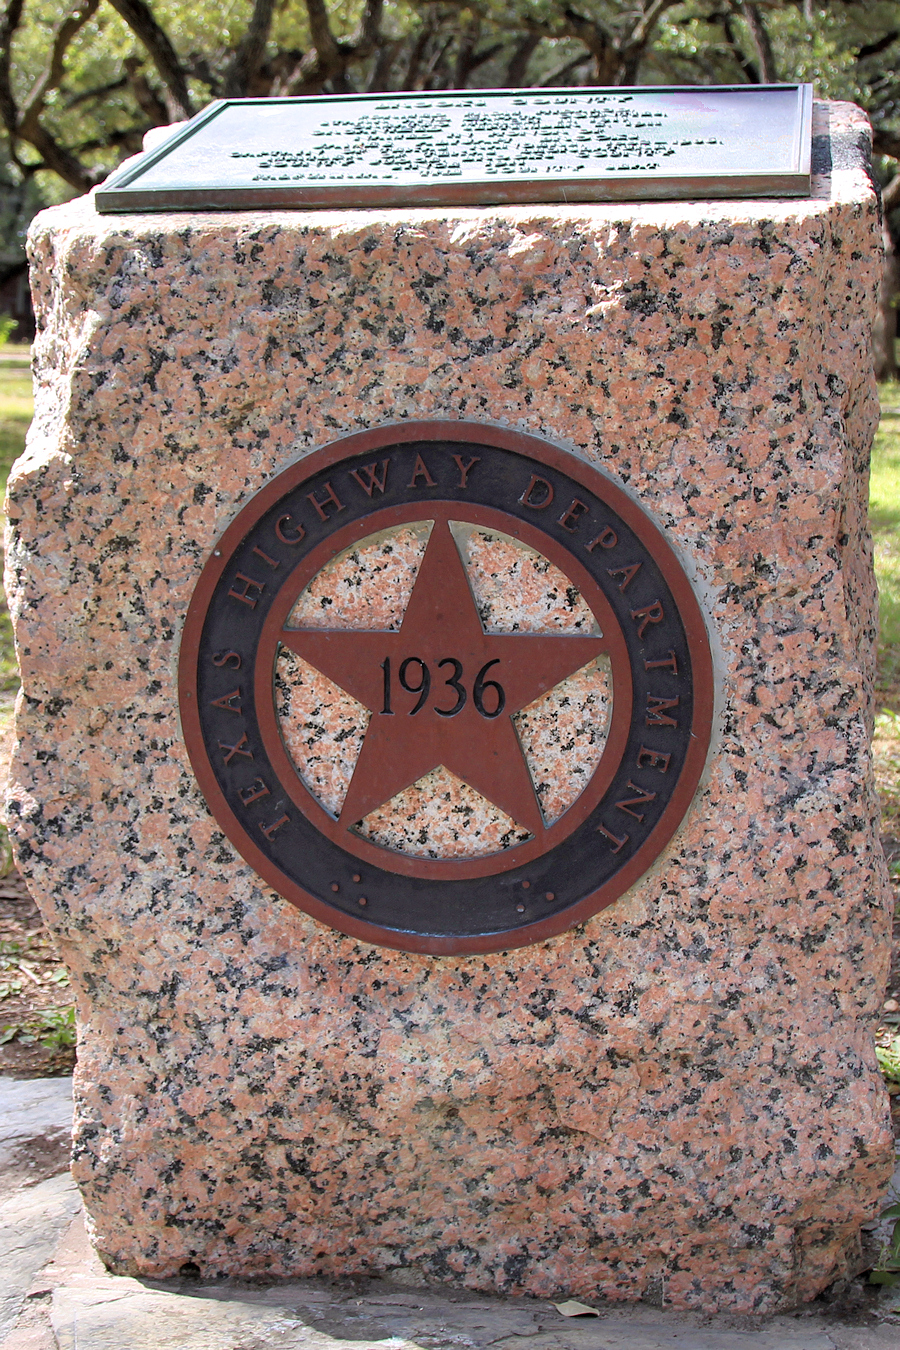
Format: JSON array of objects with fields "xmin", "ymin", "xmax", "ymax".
[{"xmin": 178, "ymin": 420, "xmax": 715, "ymax": 955}]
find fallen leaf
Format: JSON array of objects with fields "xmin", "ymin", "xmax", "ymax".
[{"xmin": 553, "ymin": 1300, "xmax": 600, "ymax": 1318}]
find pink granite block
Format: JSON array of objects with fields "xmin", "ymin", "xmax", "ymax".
[{"xmin": 5, "ymin": 101, "xmax": 892, "ymax": 1310}]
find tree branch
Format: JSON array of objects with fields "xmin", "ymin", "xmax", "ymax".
[
  {"xmin": 24, "ymin": 122, "xmax": 96, "ymax": 191},
  {"xmin": 609, "ymin": 0, "xmax": 681, "ymax": 83},
  {"xmin": 124, "ymin": 55, "xmax": 168, "ymax": 123},
  {"xmin": 280, "ymin": 0, "xmax": 348, "ymax": 93},
  {"xmin": 421, "ymin": 33, "xmax": 454, "ymax": 89},
  {"xmin": 629, "ymin": 0, "xmax": 682, "ymax": 50},
  {"xmin": 709, "ymin": 8, "xmax": 760, "ymax": 83},
  {"xmin": 452, "ymin": 13, "xmax": 480, "ymax": 88},
  {"xmin": 560, "ymin": 7, "xmax": 610, "ymax": 58},
  {"xmin": 882, "ymin": 171, "xmax": 900, "ymax": 214},
  {"xmin": 874, "ymin": 128, "xmax": 900, "ymax": 161},
  {"xmin": 105, "ymin": 0, "xmax": 194, "ymax": 119},
  {"xmin": 304, "ymin": 0, "xmax": 341, "ymax": 67},
  {"xmin": 857, "ymin": 30, "xmax": 900, "ymax": 62},
  {"xmin": 366, "ymin": 37, "xmax": 401, "ymax": 91},
  {"xmin": 222, "ymin": 0, "xmax": 277, "ymax": 98},
  {"xmin": 401, "ymin": 18, "xmax": 435, "ymax": 91},
  {"xmin": 74, "ymin": 125, "xmax": 150, "ymax": 154},
  {"xmin": 0, "ymin": 0, "xmax": 26, "ymax": 140},
  {"xmin": 464, "ymin": 41, "xmax": 503, "ymax": 77},
  {"xmin": 285, "ymin": 51, "xmax": 341, "ymax": 94},
  {"xmin": 523, "ymin": 0, "xmax": 679, "ymax": 86},
  {"xmin": 734, "ymin": 1, "xmax": 777, "ymax": 83},
  {"xmin": 63, "ymin": 75, "xmax": 129, "ymax": 110},
  {"xmin": 354, "ymin": 0, "xmax": 384, "ymax": 55},
  {"xmin": 504, "ymin": 33, "xmax": 540, "ymax": 87},
  {"xmin": 540, "ymin": 52, "xmax": 591, "ymax": 87},
  {"xmin": 20, "ymin": 0, "xmax": 101, "ymax": 135},
  {"xmin": 879, "ymin": 170, "xmax": 900, "ymax": 214},
  {"xmin": 0, "ymin": 0, "xmax": 101, "ymax": 192}
]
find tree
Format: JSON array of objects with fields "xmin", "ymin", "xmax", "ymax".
[
  {"xmin": 1, "ymin": 2, "xmax": 896, "ymax": 193},
  {"xmin": 1, "ymin": 1, "xmax": 900, "ymax": 364},
  {"xmin": 0, "ymin": 0, "xmax": 690, "ymax": 194}
]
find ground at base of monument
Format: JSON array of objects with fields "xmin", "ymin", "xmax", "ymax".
[
  {"xmin": 5, "ymin": 1204, "xmax": 900, "ymax": 1350},
  {"xmin": 0, "ymin": 861, "xmax": 75, "ymax": 1080},
  {"xmin": 1, "ymin": 1081, "xmax": 900, "ymax": 1350}
]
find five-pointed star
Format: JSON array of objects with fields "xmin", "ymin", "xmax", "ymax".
[{"xmin": 279, "ymin": 521, "xmax": 607, "ymax": 838}]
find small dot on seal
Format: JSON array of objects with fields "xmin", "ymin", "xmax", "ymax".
[
  {"xmin": 330, "ymin": 883, "xmax": 339, "ymax": 892},
  {"xmin": 516, "ymin": 904, "xmax": 525, "ymax": 913},
  {"xmin": 358, "ymin": 896, "xmax": 368, "ymax": 907},
  {"xmin": 521, "ymin": 880, "xmax": 531, "ymax": 889},
  {"xmin": 353, "ymin": 874, "xmax": 361, "ymax": 883},
  {"xmin": 545, "ymin": 891, "xmax": 555, "ymax": 901}
]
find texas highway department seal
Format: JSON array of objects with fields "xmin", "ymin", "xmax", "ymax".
[{"xmin": 179, "ymin": 422, "xmax": 714, "ymax": 954}]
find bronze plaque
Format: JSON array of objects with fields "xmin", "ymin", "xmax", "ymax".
[
  {"xmin": 179, "ymin": 423, "xmax": 714, "ymax": 953},
  {"xmin": 97, "ymin": 84, "xmax": 812, "ymax": 213}
]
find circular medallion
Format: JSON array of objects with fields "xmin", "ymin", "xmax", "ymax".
[{"xmin": 179, "ymin": 422, "xmax": 713, "ymax": 954}]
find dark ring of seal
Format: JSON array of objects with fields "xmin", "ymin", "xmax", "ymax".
[{"xmin": 179, "ymin": 421, "xmax": 714, "ymax": 954}]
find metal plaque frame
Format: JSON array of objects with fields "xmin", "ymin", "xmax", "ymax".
[
  {"xmin": 97, "ymin": 84, "xmax": 813, "ymax": 213},
  {"xmin": 179, "ymin": 421, "xmax": 715, "ymax": 954}
]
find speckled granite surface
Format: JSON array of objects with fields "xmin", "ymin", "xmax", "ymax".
[{"xmin": 6, "ymin": 101, "xmax": 892, "ymax": 1311}]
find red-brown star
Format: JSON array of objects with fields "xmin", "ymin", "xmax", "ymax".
[{"xmin": 279, "ymin": 520, "xmax": 607, "ymax": 838}]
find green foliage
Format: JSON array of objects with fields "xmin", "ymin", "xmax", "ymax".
[
  {"xmin": 876, "ymin": 710, "xmax": 900, "ymax": 842},
  {"xmin": 0, "ymin": 937, "xmax": 26, "ymax": 973},
  {"xmin": 0, "ymin": 412, "xmax": 31, "ymax": 465},
  {"xmin": 34, "ymin": 1004, "xmax": 76, "ymax": 1051},
  {"xmin": 0, "ymin": 359, "xmax": 31, "ymax": 694},
  {"xmin": 0, "ymin": 823, "xmax": 14, "ymax": 879},
  {"xmin": 2, "ymin": 1, "xmax": 899, "ymax": 200},
  {"xmin": 0, "ymin": 1004, "xmax": 76, "ymax": 1050},
  {"xmin": 871, "ymin": 1201, "xmax": 900, "ymax": 1286},
  {"xmin": 874, "ymin": 385, "xmax": 900, "ymax": 694},
  {"xmin": 764, "ymin": 3, "xmax": 898, "ymax": 103},
  {"xmin": 0, "ymin": 158, "xmax": 48, "ymax": 263},
  {"xmin": 877, "ymin": 1036, "xmax": 900, "ymax": 1083}
]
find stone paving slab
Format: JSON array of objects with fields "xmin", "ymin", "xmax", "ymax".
[
  {"xmin": 0, "ymin": 1075, "xmax": 72, "ymax": 1173},
  {"xmin": 0, "ymin": 1075, "xmax": 76, "ymax": 1346},
  {"xmin": 3, "ymin": 1075, "xmax": 900, "ymax": 1348},
  {"xmin": 0, "ymin": 1172, "xmax": 80, "ymax": 1343},
  {"xmin": 3, "ymin": 1195, "xmax": 900, "ymax": 1350},
  {"xmin": 44, "ymin": 1270, "xmax": 900, "ymax": 1350},
  {"xmin": 29, "ymin": 1208, "xmax": 900, "ymax": 1350}
]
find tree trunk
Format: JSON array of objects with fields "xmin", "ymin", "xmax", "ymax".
[{"xmin": 873, "ymin": 217, "xmax": 899, "ymax": 382}]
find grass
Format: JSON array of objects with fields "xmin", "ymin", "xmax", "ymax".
[
  {"xmin": 876, "ymin": 712, "xmax": 900, "ymax": 852},
  {"xmin": 0, "ymin": 364, "xmax": 31, "ymax": 475},
  {"xmin": 873, "ymin": 382, "xmax": 900, "ymax": 703},
  {"xmin": 0, "ymin": 354, "xmax": 31, "ymax": 697}
]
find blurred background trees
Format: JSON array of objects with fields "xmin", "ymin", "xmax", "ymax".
[{"xmin": 0, "ymin": 0, "xmax": 899, "ymax": 360}]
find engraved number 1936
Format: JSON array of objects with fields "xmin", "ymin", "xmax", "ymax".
[{"xmin": 381, "ymin": 657, "xmax": 505, "ymax": 718}]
